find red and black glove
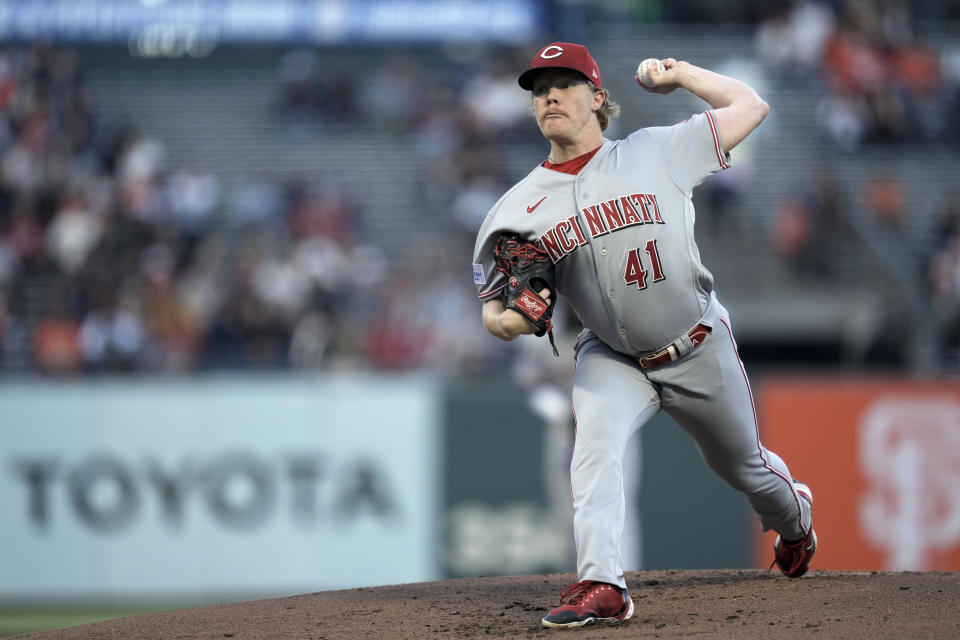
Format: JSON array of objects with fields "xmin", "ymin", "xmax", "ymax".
[{"xmin": 493, "ymin": 232, "xmax": 559, "ymax": 356}]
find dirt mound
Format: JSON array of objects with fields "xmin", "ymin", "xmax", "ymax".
[{"xmin": 13, "ymin": 570, "xmax": 960, "ymax": 639}]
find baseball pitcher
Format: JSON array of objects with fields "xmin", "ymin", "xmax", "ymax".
[{"xmin": 472, "ymin": 42, "xmax": 816, "ymax": 629}]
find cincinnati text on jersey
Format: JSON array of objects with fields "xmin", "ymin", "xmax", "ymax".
[{"xmin": 535, "ymin": 192, "xmax": 664, "ymax": 263}]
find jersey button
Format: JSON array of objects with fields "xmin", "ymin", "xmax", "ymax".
[
  {"xmin": 619, "ymin": 328, "xmax": 626, "ymax": 336},
  {"xmin": 600, "ymin": 249, "xmax": 607, "ymax": 256},
  {"xmin": 608, "ymin": 291, "xmax": 615, "ymax": 300}
]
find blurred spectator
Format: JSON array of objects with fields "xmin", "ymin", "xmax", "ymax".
[
  {"xmin": 286, "ymin": 183, "xmax": 356, "ymax": 245},
  {"xmin": 203, "ymin": 236, "xmax": 290, "ymax": 370},
  {"xmin": 176, "ymin": 236, "xmax": 226, "ymax": 336},
  {"xmin": 816, "ymin": 91, "xmax": 868, "ymax": 152},
  {"xmin": 459, "ymin": 58, "xmax": 531, "ymax": 135},
  {"xmin": 79, "ymin": 293, "xmax": 146, "ymax": 372},
  {"xmin": 755, "ymin": 1, "xmax": 834, "ymax": 85},
  {"xmin": 251, "ymin": 247, "xmax": 312, "ymax": 326},
  {"xmin": 862, "ymin": 174, "xmax": 907, "ymax": 235},
  {"xmin": 928, "ymin": 194, "xmax": 960, "ymax": 364},
  {"xmin": 771, "ymin": 196, "xmax": 816, "ymax": 275},
  {"xmin": 824, "ymin": 2, "xmax": 888, "ymax": 95},
  {"xmin": 289, "ymin": 311, "xmax": 335, "ymax": 369},
  {"xmin": 140, "ymin": 241, "xmax": 201, "ymax": 370},
  {"xmin": 166, "ymin": 167, "xmax": 220, "ymax": 233},
  {"xmin": 33, "ymin": 307, "xmax": 81, "ymax": 375},
  {"xmin": 893, "ymin": 37, "xmax": 941, "ymax": 94},
  {"xmin": 930, "ymin": 193, "xmax": 960, "ymax": 255},
  {"xmin": 929, "ymin": 234, "xmax": 960, "ymax": 312},
  {"xmin": 420, "ymin": 248, "xmax": 499, "ymax": 373},
  {"xmin": 116, "ymin": 134, "xmax": 165, "ymax": 223},
  {"xmin": 6, "ymin": 202, "xmax": 46, "ymax": 268},
  {"xmin": 366, "ymin": 259, "xmax": 431, "ymax": 370},
  {"xmin": 821, "ymin": 12, "xmax": 893, "ymax": 147},
  {"xmin": 364, "ymin": 246, "xmax": 495, "ymax": 372},
  {"xmin": 771, "ymin": 172, "xmax": 853, "ymax": 279},
  {"xmin": 116, "ymin": 130, "xmax": 163, "ymax": 185},
  {"xmin": 45, "ymin": 187, "xmax": 103, "ymax": 276},
  {"xmin": 292, "ymin": 235, "xmax": 348, "ymax": 301},
  {"xmin": 0, "ymin": 47, "xmax": 15, "ymax": 112}
]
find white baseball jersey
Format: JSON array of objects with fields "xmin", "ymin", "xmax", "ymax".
[{"xmin": 473, "ymin": 111, "xmax": 730, "ymax": 355}]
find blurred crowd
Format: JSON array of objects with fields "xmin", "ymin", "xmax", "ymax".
[
  {"xmin": 756, "ymin": 0, "xmax": 960, "ymax": 367},
  {"xmin": 0, "ymin": 44, "xmax": 529, "ymax": 376},
  {"xmin": 3, "ymin": 0, "xmax": 960, "ymax": 376},
  {"xmin": 756, "ymin": 0, "xmax": 960, "ymax": 150}
]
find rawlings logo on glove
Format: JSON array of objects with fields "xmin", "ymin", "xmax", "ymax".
[
  {"xmin": 493, "ymin": 232, "xmax": 559, "ymax": 356},
  {"xmin": 517, "ymin": 291, "xmax": 548, "ymax": 317}
]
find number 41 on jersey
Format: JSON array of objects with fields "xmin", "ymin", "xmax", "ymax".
[{"xmin": 624, "ymin": 240, "xmax": 665, "ymax": 289}]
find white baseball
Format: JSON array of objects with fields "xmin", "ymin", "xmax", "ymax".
[{"xmin": 637, "ymin": 58, "xmax": 665, "ymax": 88}]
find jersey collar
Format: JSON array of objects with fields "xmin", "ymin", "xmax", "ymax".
[{"xmin": 542, "ymin": 144, "xmax": 603, "ymax": 175}]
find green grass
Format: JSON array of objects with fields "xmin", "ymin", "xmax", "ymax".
[{"xmin": 0, "ymin": 608, "xmax": 170, "ymax": 638}]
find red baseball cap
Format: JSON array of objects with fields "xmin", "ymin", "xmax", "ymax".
[{"xmin": 518, "ymin": 42, "xmax": 602, "ymax": 90}]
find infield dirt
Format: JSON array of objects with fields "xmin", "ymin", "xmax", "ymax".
[{"xmin": 12, "ymin": 569, "xmax": 960, "ymax": 639}]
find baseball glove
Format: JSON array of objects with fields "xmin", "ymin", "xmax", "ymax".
[{"xmin": 493, "ymin": 232, "xmax": 559, "ymax": 357}]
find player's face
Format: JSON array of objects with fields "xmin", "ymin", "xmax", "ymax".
[{"xmin": 530, "ymin": 69, "xmax": 604, "ymax": 144}]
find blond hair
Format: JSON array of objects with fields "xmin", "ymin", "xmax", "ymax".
[{"xmin": 588, "ymin": 80, "xmax": 620, "ymax": 131}]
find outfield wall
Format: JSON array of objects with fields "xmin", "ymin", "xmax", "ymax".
[
  {"xmin": 753, "ymin": 377, "xmax": 960, "ymax": 572},
  {"xmin": 0, "ymin": 376, "xmax": 441, "ymax": 600},
  {"xmin": 0, "ymin": 374, "xmax": 747, "ymax": 603},
  {"xmin": 3, "ymin": 374, "xmax": 956, "ymax": 604}
]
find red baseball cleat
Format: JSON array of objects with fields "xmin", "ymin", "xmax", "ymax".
[
  {"xmin": 772, "ymin": 482, "xmax": 817, "ymax": 578},
  {"xmin": 541, "ymin": 580, "xmax": 634, "ymax": 628}
]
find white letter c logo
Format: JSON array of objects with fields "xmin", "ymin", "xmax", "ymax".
[{"xmin": 540, "ymin": 45, "xmax": 564, "ymax": 60}]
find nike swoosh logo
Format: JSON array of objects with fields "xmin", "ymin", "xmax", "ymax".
[{"xmin": 527, "ymin": 196, "xmax": 547, "ymax": 213}]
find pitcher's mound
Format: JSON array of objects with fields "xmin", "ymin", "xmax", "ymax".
[{"xmin": 15, "ymin": 570, "xmax": 960, "ymax": 639}]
